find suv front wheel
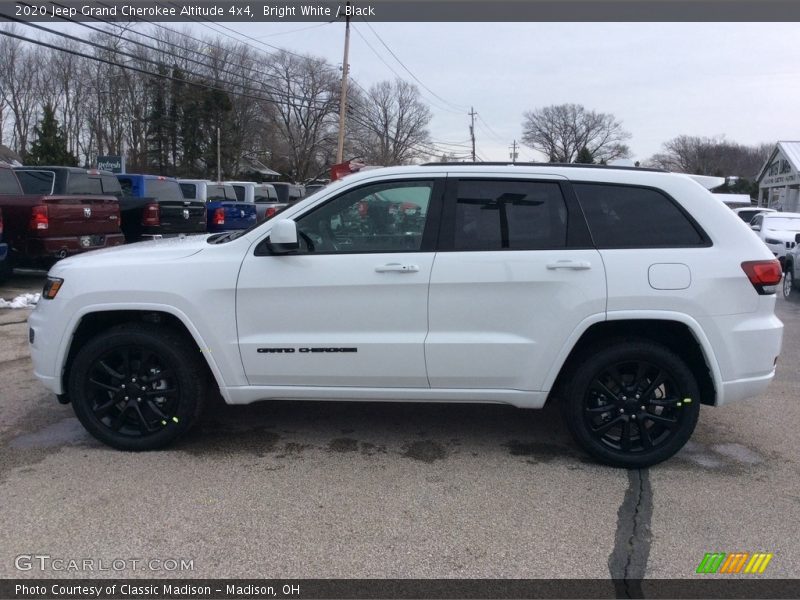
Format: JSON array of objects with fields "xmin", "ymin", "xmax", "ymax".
[
  {"xmin": 560, "ymin": 339, "xmax": 701, "ymax": 468},
  {"xmin": 68, "ymin": 324, "xmax": 207, "ymax": 451}
]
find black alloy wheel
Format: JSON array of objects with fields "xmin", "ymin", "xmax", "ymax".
[
  {"xmin": 561, "ymin": 339, "xmax": 701, "ymax": 468},
  {"xmin": 69, "ymin": 324, "xmax": 207, "ymax": 450}
]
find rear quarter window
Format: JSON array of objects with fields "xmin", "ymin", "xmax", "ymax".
[{"xmin": 573, "ymin": 183, "xmax": 707, "ymax": 248}]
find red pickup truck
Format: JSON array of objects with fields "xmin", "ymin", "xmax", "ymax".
[{"xmin": 0, "ymin": 164, "xmax": 124, "ymax": 269}]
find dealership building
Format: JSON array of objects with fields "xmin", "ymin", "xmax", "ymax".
[{"xmin": 757, "ymin": 141, "xmax": 800, "ymax": 211}]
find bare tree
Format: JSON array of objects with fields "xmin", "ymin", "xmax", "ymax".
[
  {"xmin": 348, "ymin": 79, "xmax": 432, "ymax": 166},
  {"xmin": 647, "ymin": 135, "xmax": 772, "ymax": 178},
  {"xmin": 521, "ymin": 103, "xmax": 631, "ymax": 163},
  {"xmin": 0, "ymin": 28, "xmax": 39, "ymax": 158},
  {"xmin": 264, "ymin": 51, "xmax": 339, "ymax": 181}
]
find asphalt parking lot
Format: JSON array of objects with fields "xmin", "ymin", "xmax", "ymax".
[{"xmin": 1, "ymin": 270, "xmax": 798, "ymax": 584}]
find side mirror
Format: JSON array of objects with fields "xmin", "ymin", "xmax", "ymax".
[
  {"xmin": 751, "ymin": 224, "xmax": 761, "ymax": 232},
  {"xmin": 268, "ymin": 219, "xmax": 299, "ymax": 253}
]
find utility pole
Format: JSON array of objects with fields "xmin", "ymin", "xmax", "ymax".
[
  {"xmin": 509, "ymin": 139, "xmax": 519, "ymax": 164},
  {"xmin": 216, "ymin": 127, "xmax": 221, "ymax": 182},
  {"xmin": 335, "ymin": 2, "xmax": 351, "ymax": 164},
  {"xmin": 468, "ymin": 106, "xmax": 477, "ymax": 162}
]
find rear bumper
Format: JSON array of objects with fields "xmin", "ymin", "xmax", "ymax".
[
  {"xmin": 24, "ymin": 233, "xmax": 125, "ymax": 258},
  {"xmin": 699, "ymin": 307, "xmax": 783, "ymax": 406}
]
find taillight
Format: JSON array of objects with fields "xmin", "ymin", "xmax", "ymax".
[
  {"xmin": 141, "ymin": 202, "xmax": 160, "ymax": 226},
  {"xmin": 30, "ymin": 205, "xmax": 49, "ymax": 231},
  {"xmin": 741, "ymin": 260, "xmax": 782, "ymax": 295},
  {"xmin": 265, "ymin": 207, "xmax": 278, "ymax": 219},
  {"xmin": 213, "ymin": 207, "xmax": 225, "ymax": 226}
]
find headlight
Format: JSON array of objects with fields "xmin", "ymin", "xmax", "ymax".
[{"xmin": 42, "ymin": 277, "xmax": 64, "ymax": 300}]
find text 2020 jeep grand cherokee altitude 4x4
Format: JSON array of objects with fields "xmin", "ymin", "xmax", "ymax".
[{"xmin": 28, "ymin": 164, "xmax": 784, "ymax": 467}]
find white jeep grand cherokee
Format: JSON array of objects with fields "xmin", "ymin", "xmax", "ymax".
[{"xmin": 28, "ymin": 164, "xmax": 784, "ymax": 467}]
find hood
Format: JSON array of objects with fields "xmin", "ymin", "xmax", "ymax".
[{"xmin": 55, "ymin": 234, "xmax": 210, "ymax": 270}]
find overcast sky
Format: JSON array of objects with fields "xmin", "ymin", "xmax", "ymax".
[{"xmin": 214, "ymin": 21, "xmax": 800, "ymax": 163}]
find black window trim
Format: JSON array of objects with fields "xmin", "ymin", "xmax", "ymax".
[
  {"xmin": 437, "ymin": 177, "xmax": 593, "ymax": 252},
  {"xmin": 254, "ymin": 177, "xmax": 446, "ymax": 257},
  {"xmin": 570, "ymin": 180, "xmax": 713, "ymax": 250}
]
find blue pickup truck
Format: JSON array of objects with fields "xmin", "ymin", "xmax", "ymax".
[{"xmin": 177, "ymin": 179, "xmax": 257, "ymax": 233}]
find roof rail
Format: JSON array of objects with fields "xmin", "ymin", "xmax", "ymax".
[{"xmin": 420, "ymin": 161, "xmax": 666, "ymax": 173}]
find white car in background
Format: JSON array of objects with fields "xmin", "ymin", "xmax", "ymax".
[
  {"xmin": 734, "ymin": 206, "xmax": 775, "ymax": 223},
  {"xmin": 750, "ymin": 212, "xmax": 800, "ymax": 264}
]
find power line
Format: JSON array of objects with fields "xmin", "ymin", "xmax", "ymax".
[
  {"xmin": 7, "ymin": 6, "xmax": 348, "ymax": 114},
  {"xmin": 350, "ymin": 23, "xmax": 462, "ymax": 116},
  {"xmin": 476, "ymin": 114, "xmax": 507, "ymax": 144},
  {"xmin": 0, "ymin": 24, "xmax": 336, "ymax": 113},
  {"xmin": 359, "ymin": 18, "xmax": 469, "ymax": 113},
  {"xmin": 254, "ymin": 22, "xmax": 333, "ymax": 39}
]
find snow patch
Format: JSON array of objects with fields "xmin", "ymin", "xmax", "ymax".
[{"xmin": 0, "ymin": 293, "xmax": 40, "ymax": 309}]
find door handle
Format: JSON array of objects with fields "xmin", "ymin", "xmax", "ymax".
[
  {"xmin": 546, "ymin": 260, "xmax": 592, "ymax": 270},
  {"xmin": 375, "ymin": 263, "xmax": 420, "ymax": 273}
]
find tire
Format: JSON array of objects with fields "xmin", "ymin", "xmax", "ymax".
[
  {"xmin": 559, "ymin": 338, "xmax": 701, "ymax": 468},
  {"xmin": 68, "ymin": 324, "xmax": 207, "ymax": 451},
  {"xmin": 783, "ymin": 266, "xmax": 794, "ymax": 299}
]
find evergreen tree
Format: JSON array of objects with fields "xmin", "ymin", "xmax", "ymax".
[
  {"xmin": 27, "ymin": 104, "xmax": 77, "ymax": 166},
  {"xmin": 575, "ymin": 146, "xmax": 594, "ymax": 164}
]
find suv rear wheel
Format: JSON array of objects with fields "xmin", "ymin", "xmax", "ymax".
[
  {"xmin": 560, "ymin": 339, "xmax": 700, "ymax": 468},
  {"xmin": 68, "ymin": 324, "xmax": 207, "ymax": 450}
]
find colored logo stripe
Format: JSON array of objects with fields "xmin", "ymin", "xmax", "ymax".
[
  {"xmin": 696, "ymin": 552, "xmax": 773, "ymax": 574},
  {"xmin": 720, "ymin": 553, "xmax": 749, "ymax": 574},
  {"xmin": 697, "ymin": 553, "xmax": 726, "ymax": 574},
  {"xmin": 744, "ymin": 553, "xmax": 774, "ymax": 574}
]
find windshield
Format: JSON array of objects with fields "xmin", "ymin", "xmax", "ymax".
[{"xmin": 765, "ymin": 217, "xmax": 800, "ymax": 231}]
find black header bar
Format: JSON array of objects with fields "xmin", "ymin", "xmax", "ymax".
[{"xmin": 3, "ymin": 0, "xmax": 800, "ymax": 22}]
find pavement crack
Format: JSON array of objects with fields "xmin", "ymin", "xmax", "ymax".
[
  {"xmin": 0, "ymin": 320, "xmax": 27, "ymax": 326},
  {"xmin": 609, "ymin": 468, "xmax": 653, "ymax": 599}
]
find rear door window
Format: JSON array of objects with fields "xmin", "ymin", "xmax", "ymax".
[
  {"xmin": 452, "ymin": 179, "xmax": 568, "ymax": 251},
  {"xmin": 573, "ymin": 183, "xmax": 707, "ymax": 248}
]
